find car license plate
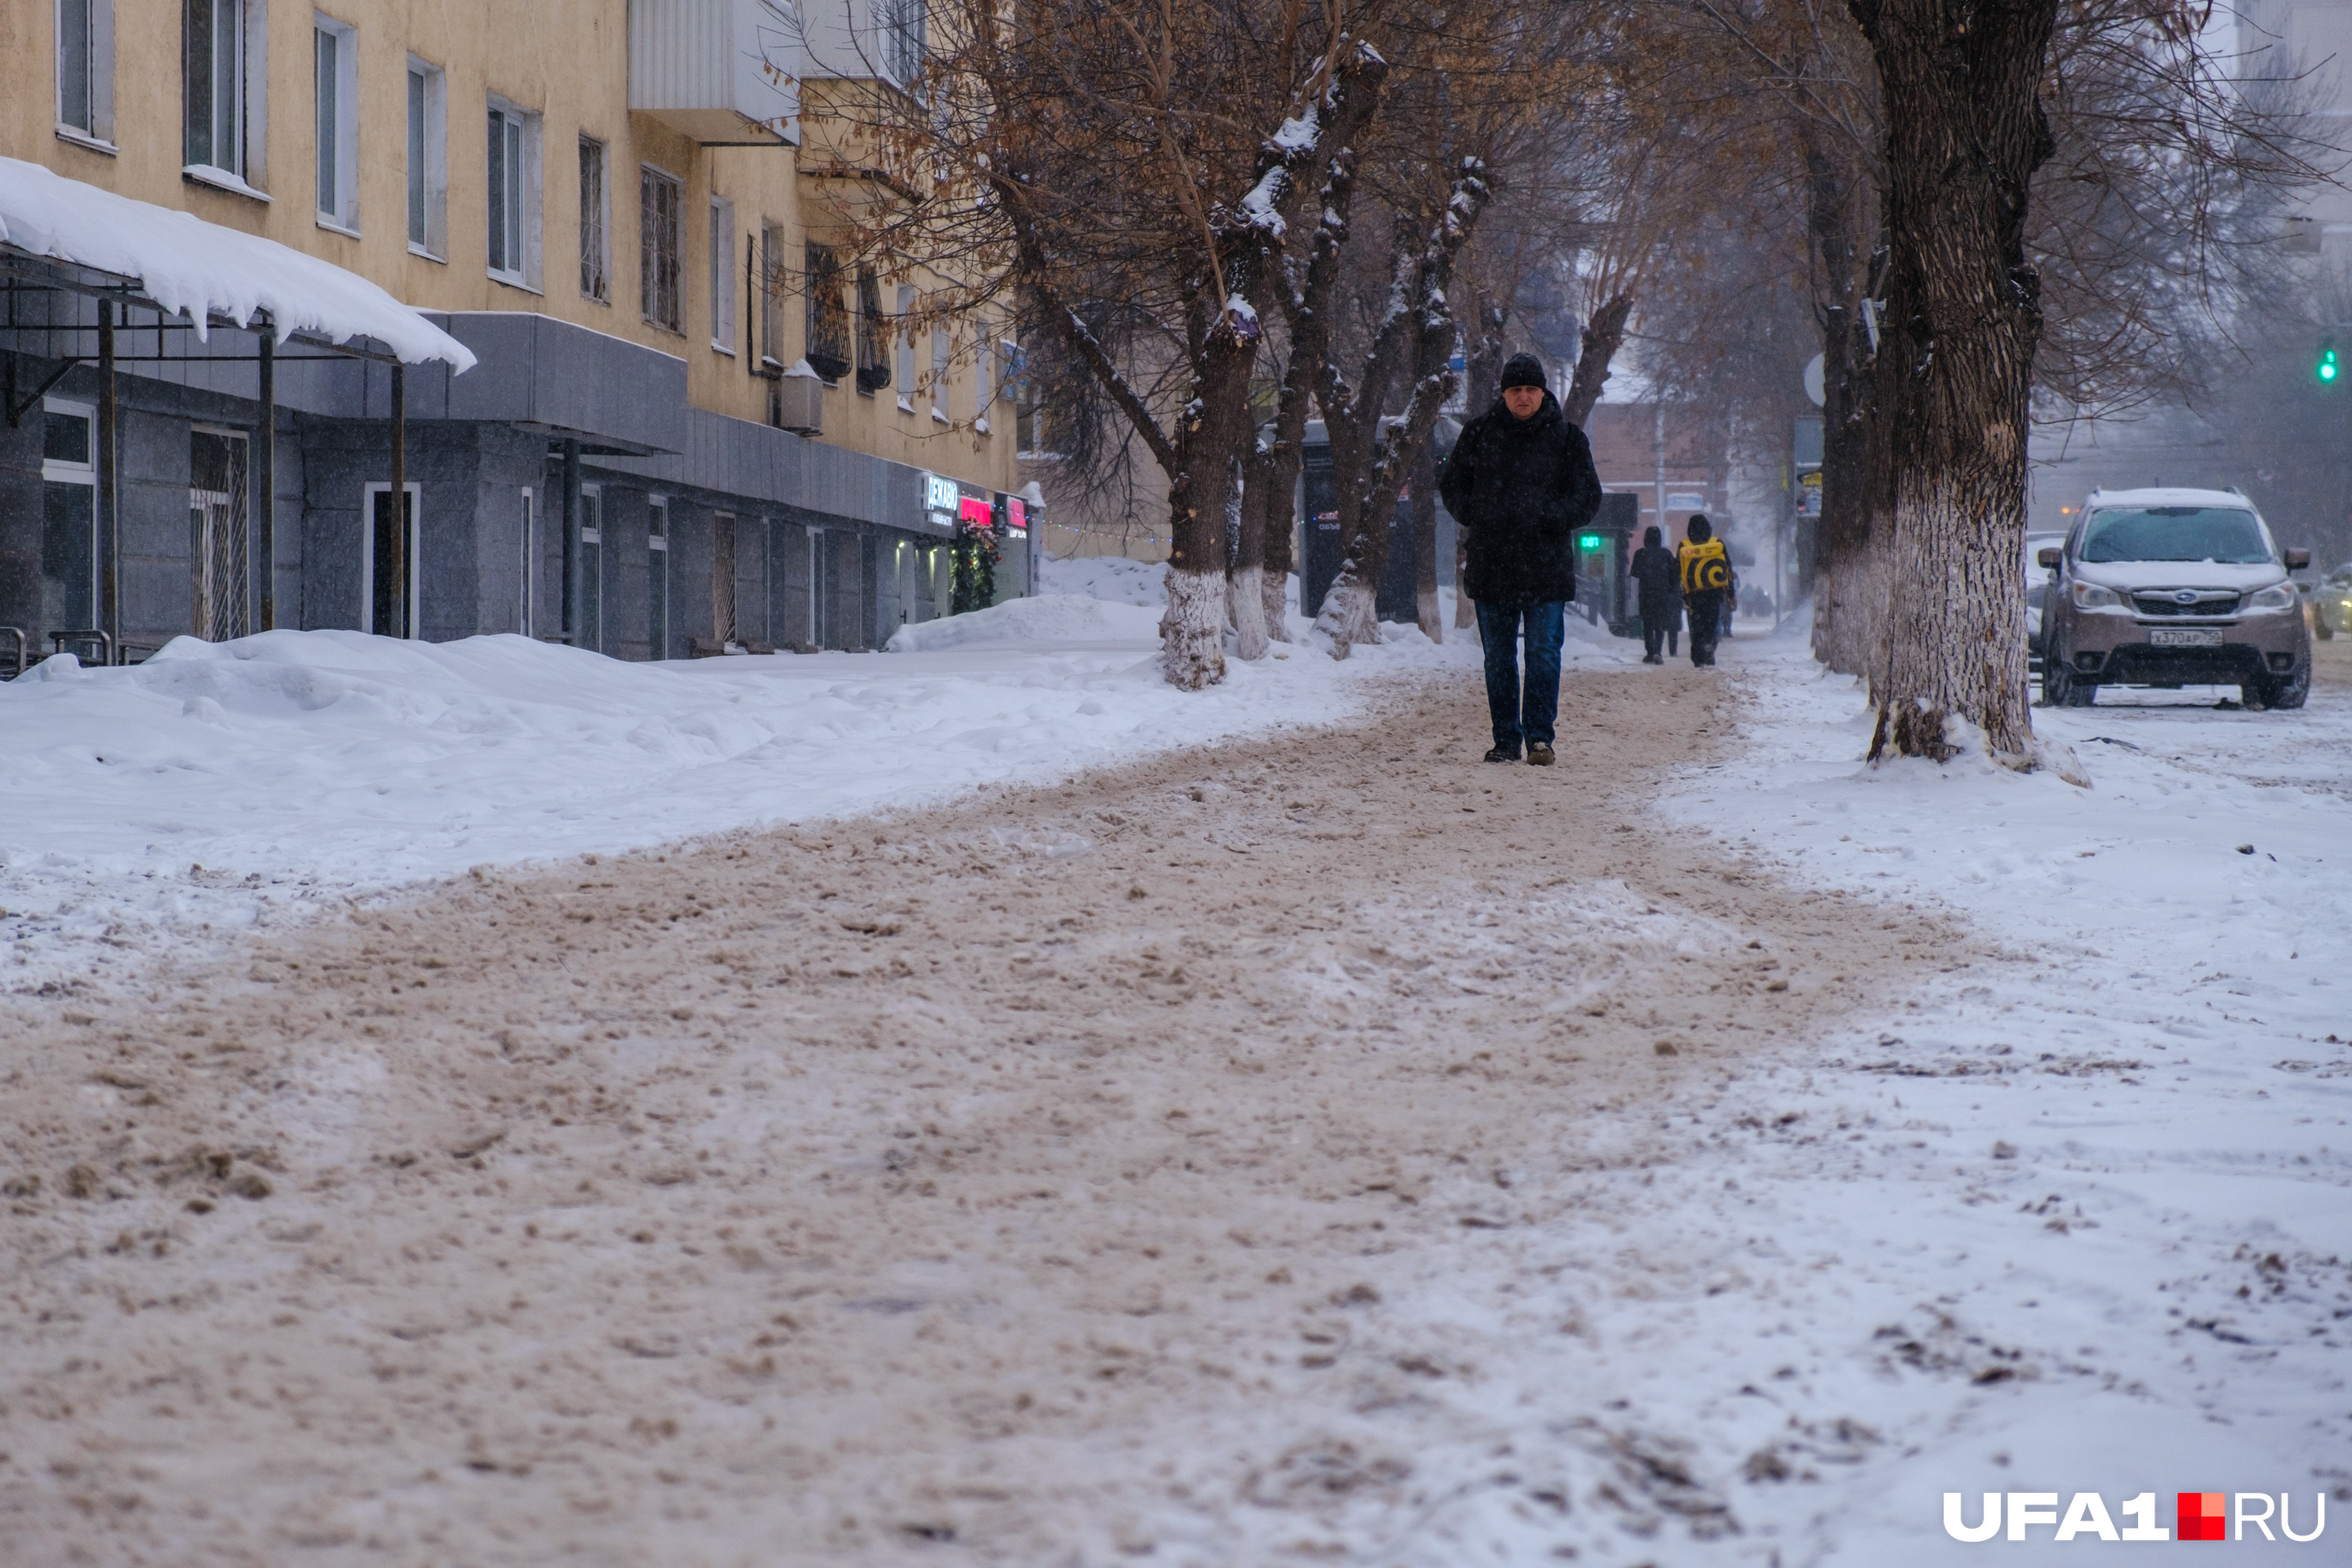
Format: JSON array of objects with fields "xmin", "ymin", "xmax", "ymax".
[{"xmin": 2149, "ymin": 627, "xmax": 2223, "ymax": 648}]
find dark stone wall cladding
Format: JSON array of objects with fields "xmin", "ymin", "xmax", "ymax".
[{"xmin": 0, "ymin": 363, "xmax": 951, "ymax": 665}]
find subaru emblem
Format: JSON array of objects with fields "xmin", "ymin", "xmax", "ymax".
[{"xmin": 2174, "ymin": 590, "xmax": 2198, "ymax": 604}]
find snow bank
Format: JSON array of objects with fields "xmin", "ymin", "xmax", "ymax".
[
  {"xmin": 884, "ymin": 594, "xmax": 1160, "ymax": 651},
  {"xmin": 4, "ymin": 613, "xmax": 1616, "ymax": 981},
  {"xmin": 0, "ymin": 156, "xmax": 474, "ymax": 369},
  {"xmin": 1038, "ymin": 554, "xmax": 1169, "ymax": 608}
]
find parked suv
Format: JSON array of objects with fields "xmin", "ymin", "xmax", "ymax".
[{"xmin": 2039, "ymin": 488, "xmax": 2312, "ymax": 709}]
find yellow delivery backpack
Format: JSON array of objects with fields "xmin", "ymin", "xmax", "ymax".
[{"xmin": 1678, "ymin": 537, "xmax": 1731, "ymax": 594}]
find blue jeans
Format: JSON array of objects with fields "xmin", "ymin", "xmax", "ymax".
[{"xmin": 1475, "ymin": 599, "xmax": 1566, "ymax": 749}]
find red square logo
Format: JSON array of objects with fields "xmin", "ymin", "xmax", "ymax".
[{"xmin": 2178, "ymin": 1493, "xmax": 2227, "ymax": 1541}]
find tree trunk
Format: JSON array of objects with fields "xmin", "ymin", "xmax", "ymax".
[
  {"xmin": 1802, "ymin": 134, "xmax": 1881, "ymax": 677},
  {"xmin": 1316, "ymin": 166, "xmax": 1491, "ymax": 656},
  {"xmin": 1849, "ymin": 0, "xmax": 2058, "ymax": 764},
  {"xmin": 1162, "ymin": 328, "xmax": 1257, "ymax": 689},
  {"xmin": 1232, "ymin": 69, "xmax": 1387, "ymax": 658},
  {"xmin": 1561, "ymin": 292, "xmax": 1634, "ymax": 430},
  {"xmin": 1411, "ymin": 440, "xmax": 1441, "ymax": 642}
]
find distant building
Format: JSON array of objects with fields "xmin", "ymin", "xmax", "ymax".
[{"xmin": 2, "ymin": 0, "xmax": 1022, "ymax": 666}]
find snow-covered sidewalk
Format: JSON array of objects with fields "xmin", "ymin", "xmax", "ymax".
[
  {"xmin": 1637, "ymin": 630, "xmax": 2352, "ymax": 1558},
  {"xmin": 4, "ymin": 578, "xmax": 1628, "ymax": 986}
]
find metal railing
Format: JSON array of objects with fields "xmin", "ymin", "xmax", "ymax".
[
  {"xmin": 0, "ymin": 626, "xmax": 24, "ymax": 679},
  {"xmin": 50, "ymin": 628, "xmax": 114, "ymax": 666}
]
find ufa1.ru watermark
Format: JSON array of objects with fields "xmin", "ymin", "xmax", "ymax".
[{"xmin": 1944, "ymin": 1493, "xmax": 2326, "ymax": 1543}]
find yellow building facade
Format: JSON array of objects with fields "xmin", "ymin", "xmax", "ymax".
[{"xmin": 2, "ymin": 0, "xmax": 1022, "ymax": 658}]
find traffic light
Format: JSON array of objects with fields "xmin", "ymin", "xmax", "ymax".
[{"xmin": 2320, "ymin": 336, "xmax": 2341, "ymax": 385}]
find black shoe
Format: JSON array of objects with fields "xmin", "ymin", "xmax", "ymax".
[
  {"xmin": 1484, "ymin": 743, "xmax": 1521, "ymax": 764},
  {"xmin": 1642, "ymin": 653, "xmax": 1662, "ymax": 665},
  {"xmin": 1526, "ymin": 742, "xmax": 1555, "ymax": 766}
]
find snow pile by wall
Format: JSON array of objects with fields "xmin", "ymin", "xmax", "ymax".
[
  {"xmin": 1039, "ymin": 555, "xmax": 1169, "ymax": 607},
  {"xmin": 0, "ymin": 156, "xmax": 474, "ymax": 369},
  {"xmin": 885, "ymin": 595, "xmax": 1162, "ymax": 652}
]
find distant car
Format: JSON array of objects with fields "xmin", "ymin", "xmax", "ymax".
[
  {"xmin": 2307, "ymin": 563, "xmax": 2352, "ymax": 641},
  {"xmin": 2039, "ymin": 488, "xmax": 2312, "ymax": 709}
]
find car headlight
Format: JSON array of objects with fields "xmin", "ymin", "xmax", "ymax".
[
  {"xmin": 2245, "ymin": 583, "xmax": 2296, "ymax": 612},
  {"xmin": 2069, "ymin": 581, "xmax": 2125, "ymax": 610}
]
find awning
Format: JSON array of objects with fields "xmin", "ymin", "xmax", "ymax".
[{"xmin": 0, "ymin": 156, "xmax": 474, "ymax": 372}]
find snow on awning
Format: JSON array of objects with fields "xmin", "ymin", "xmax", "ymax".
[{"xmin": 0, "ymin": 157, "xmax": 475, "ymax": 372}]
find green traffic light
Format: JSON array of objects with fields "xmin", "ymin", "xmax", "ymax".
[{"xmin": 2322, "ymin": 344, "xmax": 2341, "ymax": 384}]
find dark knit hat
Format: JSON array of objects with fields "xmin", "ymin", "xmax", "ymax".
[
  {"xmin": 1686, "ymin": 514, "xmax": 1713, "ymax": 541},
  {"xmin": 1499, "ymin": 353, "xmax": 1546, "ymax": 390},
  {"xmin": 1644, "ymin": 525, "xmax": 1662, "ymax": 547}
]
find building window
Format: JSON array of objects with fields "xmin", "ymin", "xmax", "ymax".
[
  {"xmin": 640, "ymin": 165, "xmax": 682, "ymax": 331},
  {"xmin": 579, "ymin": 136, "xmax": 609, "ymax": 301},
  {"xmin": 894, "ymin": 283, "xmax": 916, "ymax": 411},
  {"xmin": 41, "ymin": 400, "xmax": 98, "ymax": 639},
  {"xmin": 314, "ymin": 16, "xmax": 358, "ymax": 231},
  {"xmin": 647, "ymin": 499, "xmax": 670, "ymax": 658},
  {"xmin": 577, "ymin": 486, "xmax": 604, "ymax": 654},
  {"xmin": 879, "ymin": 0, "xmax": 924, "ymax": 88},
  {"xmin": 189, "ymin": 428, "xmax": 251, "ymax": 641},
  {"xmin": 931, "ymin": 318, "xmax": 950, "ymax": 422},
  {"xmin": 712, "ymin": 513, "xmax": 737, "ymax": 644},
  {"xmin": 185, "ymin": 0, "xmax": 252, "ymax": 180},
  {"xmin": 57, "ymin": 0, "xmax": 114, "ymax": 145},
  {"xmin": 488, "ymin": 100, "xmax": 541, "ymax": 287},
  {"xmin": 362, "ymin": 483, "xmax": 420, "ymax": 639},
  {"xmin": 855, "ymin": 267, "xmax": 889, "ymax": 394},
  {"xmin": 974, "ymin": 326, "xmax": 992, "ymax": 432},
  {"xmin": 518, "ymin": 487, "xmax": 536, "ymax": 636},
  {"xmin": 803, "ymin": 244, "xmax": 850, "ymax": 382},
  {"xmin": 406, "ymin": 58, "xmax": 447, "ymax": 257},
  {"xmin": 759, "ymin": 222, "xmax": 784, "ymax": 367},
  {"xmin": 709, "ymin": 196, "xmax": 736, "ymax": 353}
]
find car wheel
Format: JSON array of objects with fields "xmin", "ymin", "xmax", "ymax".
[
  {"xmin": 2042, "ymin": 655, "xmax": 2096, "ymax": 707},
  {"xmin": 2039, "ymin": 654, "xmax": 2069, "ymax": 706},
  {"xmin": 2256, "ymin": 663, "xmax": 2310, "ymax": 710}
]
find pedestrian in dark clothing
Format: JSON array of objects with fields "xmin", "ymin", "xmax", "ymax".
[
  {"xmin": 1678, "ymin": 514, "xmax": 1731, "ymax": 668},
  {"xmin": 1439, "ymin": 353, "xmax": 1605, "ymax": 764},
  {"xmin": 1628, "ymin": 524, "xmax": 1681, "ymax": 664}
]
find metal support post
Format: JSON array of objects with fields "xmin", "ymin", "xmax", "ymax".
[
  {"xmin": 256, "ymin": 331, "xmax": 275, "ymax": 630},
  {"xmin": 389, "ymin": 362, "xmax": 406, "ymax": 638},
  {"xmin": 561, "ymin": 438, "xmax": 581, "ymax": 641},
  {"xmin": 98, "ymin": 298, "xmax": 118, "ymax": 662}
]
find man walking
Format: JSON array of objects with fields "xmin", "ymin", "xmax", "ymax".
[
  {"xmin": 1439, "ymin": 354, "xmax": 1604, "ymax": 764},
  {"xmin": 1628, "ymin": 524, "xmax": 1680, "ymax": 664},
  {"xmin": 1678, "ymin": 514, "xmax": 1731, "ymax": 668}
]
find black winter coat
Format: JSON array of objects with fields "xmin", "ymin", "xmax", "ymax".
[
  {"xmin": 1628, "ymin": 544, "xmax": 1679, "ymax": 618},
  {"xmin": 1438, "ymin": 393, "xmax": 1604, "ymax": 608}
]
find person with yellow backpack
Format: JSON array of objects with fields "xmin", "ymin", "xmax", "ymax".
[{"xmin": 1677, "ymin": 514, "xmax": 1732, "ymax": 667}]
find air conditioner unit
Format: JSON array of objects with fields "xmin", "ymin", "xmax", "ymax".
[{"xmin": 776, "ymin": 373, "xmax": 822, "ymax": 434}]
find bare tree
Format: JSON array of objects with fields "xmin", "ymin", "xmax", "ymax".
[
  {"xmin": 837, "ymin": 0, "xmax": 1392, "ymax": 688},
  {"xmin": 1313, "ymin": 172, "xmax": 1494, "ymax": 653}
]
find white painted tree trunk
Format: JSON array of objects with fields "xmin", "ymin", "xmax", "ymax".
[
  {"xmin": 1263, "ymin": 569, "xmax": 1290, "ymax": 644},
  {"xmin": 1160, "ymin": 567, "xmax": 1229, "ymax": 689},
  {"xmin": 1313, "ymin": 572, "xmax": 1379, "ymax": 658},
  {"xmin": 1231, "ymin": 564, "xmax": 1269, "ymax": 661}
]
